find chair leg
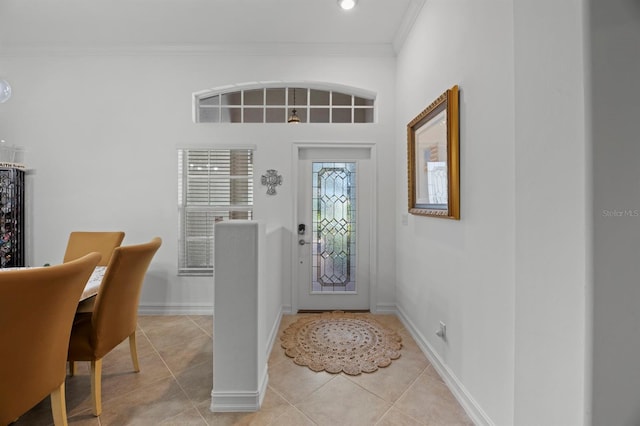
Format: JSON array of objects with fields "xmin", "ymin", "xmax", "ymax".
[
  {"xmin": 50, "ymin": 382, "xmax": 69, "ymax": 426},
  {"xmin": 68, "ymin": 361, "xmax": 76, "ymax": 376},
  {"xmin": 90, "ymin": 359, "xmax": 102, "ymax": 416},
  {"xmin": 129, "ymin": 332, "xmax": 140, "ymax": 373}
]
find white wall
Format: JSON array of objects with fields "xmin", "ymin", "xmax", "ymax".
[
  {"xmin": 397, "ymin": 0, "xmax": 591, "ymax": 424},
  {"xmin": 513, "ymin": 1, "xmax": 590, "ymax": 425},
  {"xmin": 590, "ymin": 0, "xmax": 640, "ymax": 424},
  {"xmin": 265, "ymin": 226, "xmax": 285, "ymax": 351},
  {"xmin": 395, "ymin": 1, "xmax": 516, "ymax": 424},
  {"xmin": 0, "ymin": 51, "xmax": 397, "ymax": 313}
]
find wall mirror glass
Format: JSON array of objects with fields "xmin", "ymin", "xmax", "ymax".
[{"xmin": 407, "ymin": 85, "xmax": 460, "ymax": 219}]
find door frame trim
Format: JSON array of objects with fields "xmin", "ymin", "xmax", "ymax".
[{"xmin": 291, "ymin": 142, "xmax": 378, "ymax": 313}]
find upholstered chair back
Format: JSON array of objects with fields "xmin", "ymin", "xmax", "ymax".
[
  {"xmin": 63, "ymin": 231, "xmax": 125, "ymax": 266},
  {"xmin": 0, "ymin": 253, "xmax": 101, "ymax": 426}
]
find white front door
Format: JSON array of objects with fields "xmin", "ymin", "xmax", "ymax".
[{"xmin": 295, "ymin": 146, "xmax": 374, "ymax": 311}]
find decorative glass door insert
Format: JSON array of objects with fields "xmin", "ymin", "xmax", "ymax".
[{"xmin": 311, "ymin": 162, "xmax": 356, "ymax": 293}]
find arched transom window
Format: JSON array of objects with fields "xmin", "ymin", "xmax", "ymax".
[{"xmin": 193, "ymin": 82, "xmax": 376, "ymax": 124}]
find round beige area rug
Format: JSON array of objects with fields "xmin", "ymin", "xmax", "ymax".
[{"xmin": 280, "ymin": 311, "xmax": 402, "ymax": 375}]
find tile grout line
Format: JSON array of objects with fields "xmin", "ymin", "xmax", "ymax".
[
  {"xmin": 140, "ymin": 315, "xmax": 220, "ymax": 426},
  {"xmin": 334, "ymin": 372, "xmax": 399, "ymax": 425},
  {"xmin": 182, "ymin": 315, "xmax": 216, "ymax": 424},
  {"xmin": 373, "ymin": 405, "xmax": 395, "ymax": 426},
  {"xmin": 382, "ymin": 365, "xmax": 431, "ymax": 425},
  {"xmin": 263, "ymin": 386, "xmax": 319, "ymax": 426},
  {"xmin": 267, "ymin": 374, "xmax": 339, "ymax": 425},
  {"xmin": 186, "ymin": 314, "xmax": 213, "ymax": 338},
  {"xmin": 136, "ymin": 321, "xmax": 209, "ymax": 424}
]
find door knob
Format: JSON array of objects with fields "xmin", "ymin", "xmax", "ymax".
[{"xmin": 298, "ymin": 239, "xmax": 310, "ymax": 246}]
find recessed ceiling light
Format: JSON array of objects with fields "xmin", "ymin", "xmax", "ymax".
[{"xmin": 338, "ymin": 0, "xmax": 357, "ymax": 11}]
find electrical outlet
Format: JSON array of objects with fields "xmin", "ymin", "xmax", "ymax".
[{"xmin": 436, "ymin": 321, "xmax": 446, "ymax": 340}]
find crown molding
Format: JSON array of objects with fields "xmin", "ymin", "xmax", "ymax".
[
  {"xmin": 0, "ymin": 42, "xmax": 396, "ymax": 58},
  {"xmin": 393, "ymin": 0, "xmax": 427, "ymax": 53}
]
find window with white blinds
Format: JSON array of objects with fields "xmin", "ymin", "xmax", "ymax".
[{"xmin": 178, "ymin": 148, "xmax": 253, "ymax": 275}]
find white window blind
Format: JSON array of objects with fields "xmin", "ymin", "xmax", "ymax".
[{"xmin": 178, "ymin": 148, "xmax": 253, "ymax": 275}]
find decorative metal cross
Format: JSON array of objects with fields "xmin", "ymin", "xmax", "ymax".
[{"xmin": 261, "ymin": 169, "xmax": 282, "ymax": 195}]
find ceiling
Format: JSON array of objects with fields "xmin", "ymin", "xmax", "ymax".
[{"xmin": 0, "ymin": 0, "xmax": 424, "ymax": 54}]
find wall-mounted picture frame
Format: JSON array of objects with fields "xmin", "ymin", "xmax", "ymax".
[{"xmin": 407, "ymin": 85, "xmax": 460, "ymax": 219}]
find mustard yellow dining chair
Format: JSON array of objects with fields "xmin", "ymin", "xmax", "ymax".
[
  {"xmin": 63, "ymin": 231, "xmax": 125, "ymax": 266},
  {"xmin": 67, "ymin": 237, "xmax": 162, "ymax": 416},
  {"xmin": 0, "ymin": 253, "xmax": 101, "ymax": 426}
]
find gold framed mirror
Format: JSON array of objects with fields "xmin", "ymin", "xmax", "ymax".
[{"xmin": 407, "ymin": 85, "xmax": 460, "ymax": 219}]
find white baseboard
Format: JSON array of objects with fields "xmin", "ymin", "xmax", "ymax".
[
  {"xmin": 138, "ymin": 304, "xmax": 213, "ymax": 315},
  {"xmin": 395, "ymin": 305, "xmax": 494, "ymax": 426},
  {"xmin": 210, "ymin": 369, "xmax": 268, "ymax": 413},
  {"xmin": 281, "ymin": 304, "xmax": 293, "ymax": 314}
]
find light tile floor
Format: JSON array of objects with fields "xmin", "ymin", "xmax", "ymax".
[{"xmin": 13, "ymin": 314, "xmax": 473, "ymax": 425}]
